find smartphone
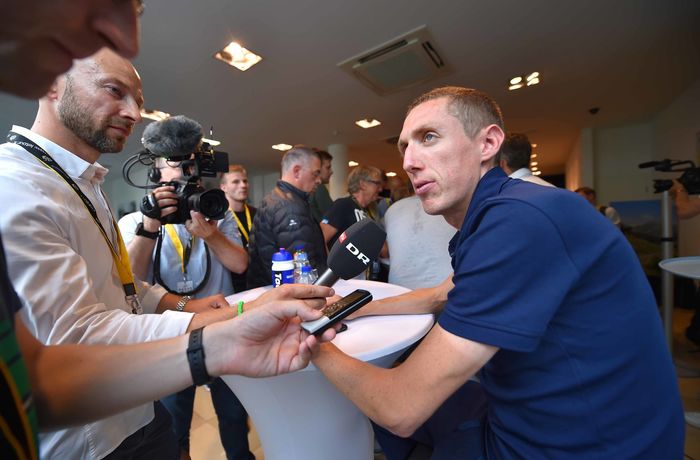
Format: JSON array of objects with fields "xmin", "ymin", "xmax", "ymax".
[{"xmin": 301, "ymin": 289, "xmax": 372, "ymax": 335}]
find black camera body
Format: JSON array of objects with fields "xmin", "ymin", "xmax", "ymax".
[
  {"xmin": 639, "ymin": 159, "xmax": 700, "ymax": 195},
  {"xmin": 141, "ymin": 180, "xmax": 228, "ymax": 224}
]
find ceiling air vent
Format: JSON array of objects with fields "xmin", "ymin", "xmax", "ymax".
[{"xmin": 338, "ymin": 25, "xmax": 451, "ymax": 96}]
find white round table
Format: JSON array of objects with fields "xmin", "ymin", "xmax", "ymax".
[
  {"xmin": 222, "ymin": 279, "xmax": 434, "ymax": 460},
  {"xmin": 659, "ymin": 256, "xmax": 700, "ymax": 280}
]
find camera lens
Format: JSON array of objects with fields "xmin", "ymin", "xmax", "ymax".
[{"xmin": 189, "ymin": 189, "xmax": 228, "ymax": 220}]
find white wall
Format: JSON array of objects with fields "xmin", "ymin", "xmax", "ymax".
[
  {"xmin": 653, "ymin": 79, "xmax": 700, "ymax": 256},
  {"xmin": 566, "ymin": 78, "xmax": 700, "ymax": 256},
  {"xmin": 592, "ymin": 121, "xmax": 655, "ymax": 203}
]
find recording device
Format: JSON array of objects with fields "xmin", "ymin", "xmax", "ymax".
[
  {"xmin": 638, "ymin": 159, "xmax": 700, "ymax": 195},
  {"xmin": 314, "ymin": 218, "xmax": 387, "ymax": 287},
  {"xmin": 121, "ymin": 115, "xmax": 229, "ymax": 224},
  {"xmin": 300, "ymin": 289, "xmax": 373, "ymax": 335}
]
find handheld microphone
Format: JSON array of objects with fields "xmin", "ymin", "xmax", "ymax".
[
  {"xmin": 314, "ymin": 218, "xmax": 386, "ymax": 287},
  {"xmin": 141, "ymin": 115, "xmax": 203, "ymax": 160}
]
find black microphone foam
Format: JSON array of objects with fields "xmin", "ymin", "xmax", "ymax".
[
  {"xmin": 314, "ymin": 218, "xmax": 386, "ymax": 287},
  {"xmin": 141, "ymin": 115, "xmax": 203, "ymax": 159}
]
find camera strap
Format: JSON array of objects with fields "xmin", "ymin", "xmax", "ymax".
[{"xmin": 6, "ymin": 132, "xmax": 140, "ymax": 312}]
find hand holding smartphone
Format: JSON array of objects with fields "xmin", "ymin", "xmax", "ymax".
[{"xmin": 301, "ymin": 289, "xmax": 372, "ymax": 335}]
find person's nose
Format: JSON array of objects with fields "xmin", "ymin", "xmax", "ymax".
[
  {"xmin": 403, "ymin": 143, "xmax": 422, "ymax": 174},
  {"xmin": 121, "ymin": 96, "xmax": 142, "ymax": 124},
  {"xmin": 91, "ymin": 2, "xmax": 141, "ymax": 59}
]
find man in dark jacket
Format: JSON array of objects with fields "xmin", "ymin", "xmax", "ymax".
[{"xmin": 247, "ymin": 146, "xmax": 328, "ymax": 288}]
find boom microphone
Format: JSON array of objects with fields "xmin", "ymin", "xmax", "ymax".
[
  {"xmin": 314, "ymin": 218, "xmax": 387, "ymax": 287},
  {"xmin": 141, "ymin": 115, "xmax": 203, "ymax": 159}
]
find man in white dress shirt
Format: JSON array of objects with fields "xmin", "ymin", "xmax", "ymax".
[
  {"xmin": 497, "ymin": 132, "xmax": 555, "ymax": 187},
  {"xmin": 0, "ymin": 48, "xmax": 250, "ymax": 459}
]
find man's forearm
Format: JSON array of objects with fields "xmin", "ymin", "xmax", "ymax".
[
  {"xmin": 349, "ymin": 275, "xmax": 452, "ymax": 319},
  {"xmin": 203, "ymin": 230, "xmax": 248, "ymax": 274},
  {"xmin": 125, "ymin": 235, "xmax": 158, "ymax": 281},
  {"xmin": 18, "ymin": 318, "xmax": 192, "ymax": 430}
]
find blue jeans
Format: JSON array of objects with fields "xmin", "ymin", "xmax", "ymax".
[
  {"xmin": 373, "ymin": 381, "xmax": 487, "ymax": 460},
  {"xmin": 103, "ymin": 401, "xmax": 178, "ymax": 460},
  {"xmin": 161, "ymin": 378, "xmax": 254, "ymax": 460}
]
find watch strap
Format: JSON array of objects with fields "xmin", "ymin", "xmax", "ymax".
[
  {"xmin": 187, "ymin": 327, "xmax": 212, "ymax": 386},
  {"xmin": 135, "ymin": 222, "xmax": 159, "ymax": 240}
]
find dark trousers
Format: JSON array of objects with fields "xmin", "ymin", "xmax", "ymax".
[
  {"xmin": 103, "ymin": 401, "xmax": 178, "ymax": 460},
  {"xmin": 160, "ymin": 378, "xmax": 254, "ymax": 460},
  {"xmin": 373, "ymin": 381, "xmax": 488, "ymax": 460}
]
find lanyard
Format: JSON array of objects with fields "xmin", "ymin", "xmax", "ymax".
[
  {"xmin": 231, "ymin": 204, "xmax": 252, "ymax": 243},
  {"xmin": 164, "ymin": 224, "xmax": 194, "ymax": 275},
  {"xmin": 7, "ymin": 132, "xmax": 139, "ymax": 301}
]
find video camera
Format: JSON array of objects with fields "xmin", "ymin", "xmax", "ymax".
[
  {"xmin": 122, "ymin": 115, "xmax": 229, "ymax": 224},
  {"xmin": 638, "ymin": 159, "xmax": 700, "ymax": 195}
]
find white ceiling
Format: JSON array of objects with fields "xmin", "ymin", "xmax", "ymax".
[{"xmin": 1, "ymin": 0, "xmax": 699, "ymax": 180}]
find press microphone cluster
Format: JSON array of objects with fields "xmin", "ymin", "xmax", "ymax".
[{"xmin": 314, "ymin": 218, "xmax": 387, "ymax": 287}]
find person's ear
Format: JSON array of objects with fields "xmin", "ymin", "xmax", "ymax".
[{"xmin": 481, "ymin": 124, "xmax": 505, "ymax": 164}]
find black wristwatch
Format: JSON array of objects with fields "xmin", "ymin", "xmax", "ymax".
[
  {"xmin": 135, "ymin": 222, "xmax": 159, "ymax": 240},
  {"xmin": 187, "ymin": 327, "xmax": 213, "ymax": 386}
]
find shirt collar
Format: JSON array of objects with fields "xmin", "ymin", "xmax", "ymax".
[
  {"xmin": 10, "ymin": 125, "xmax": 110, "ymax": 184},
  {"xmin": 461, "ymin": 167, "xmax": 509, "ymax": 227},
  {"xmin": 509, "ymin": 167, "xmax": 532, "ymax": 180},
  {"xmin": 278, "ymin": 180, "xmax": 310, "ymax": 201}
]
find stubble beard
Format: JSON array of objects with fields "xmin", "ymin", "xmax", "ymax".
[{"xmin": 57, "ymin": 81, "xmax": 124, "ymax": 154}]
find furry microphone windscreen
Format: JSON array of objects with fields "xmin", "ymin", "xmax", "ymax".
[{"xmin": 141, "ymin": 115, "xmax": 203, "ymax": 159}]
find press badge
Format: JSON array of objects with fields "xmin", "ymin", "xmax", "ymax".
[
  {"xmin": 126, "ymin": 294, "xmax": 143, "ymax": 315},
  {"xmin": 177, "ymin": 279, "xmax": 194, "ymax": 293}
]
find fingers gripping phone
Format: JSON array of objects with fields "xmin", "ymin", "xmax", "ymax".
[{"xmin": 301, "ymin": 289, "xmax": 372, "ymax": 335}]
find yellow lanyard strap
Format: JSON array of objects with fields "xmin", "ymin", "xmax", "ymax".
[
  {"xmin": 164, "ymin": 224, "xmax": 194, "ymax": 274},
  {"xmin": 230, "ymin": 204, "xmax": 252, "ymax": 242},
  {"xmin": 8, "ymin": 132, "xmax": 137, "ymax": 296}
]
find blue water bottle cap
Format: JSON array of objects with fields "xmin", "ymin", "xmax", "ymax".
[
  {"xmin": 272, "ymin": 248, "xmax": 292, "ymax": 262},
  {"xmin": 301, "ymin": 264, "xmax": 312, "ymax": 273}
]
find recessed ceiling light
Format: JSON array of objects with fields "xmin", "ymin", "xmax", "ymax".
[
  {"xmin": 202, "ymin": 137, "xmax": 221, "ymax": 146},
  {"xmin": 214, "ymin": 42, "xmax": 262, "ymax": 71},
  {"xmin": 530, "ymin": 161, "xmax": 538, "ymax": 166},
  {"xmin": 532, "ymin": 170, "xmax": 542, "ymax": 176},
  {"xmin": 355, "ymin": 118, "xmax": 382, "ymax": 129},
  {"xmin": 508, "ymin": 71, "xmax": 541, "ymax": 90},
  {"xmin": 272, "ymin": 144, "xmax": 293, "ymax": 151},
  {"xmin": 531, "ymin": 143, "xmax": 538, "ymax": 148},
  {"xmin": 531, "ymin": 154, "xmax": 538, "ymax": 159},
  {"xmin": 348, "ymin": 161, "xmax": 359, "ymax": 167},
  {"xmin": 140, "ymin": 108, "xmax": 170, "ymax": 122},
  {"xmin": 386, "ymin": 172, "xmax": 397, "ymax": 177},
  {"xmin": 531, "ymin": 166, "xmax": 539, "ymax": 171}
]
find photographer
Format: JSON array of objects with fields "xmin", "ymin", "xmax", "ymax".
[
  {"xmin": 119, "ymin": 157, "xmax": 251, "ymax": 460},
  {"xmin": 670, "ymin": 179, "xmax": 700, "ymax": 219}
]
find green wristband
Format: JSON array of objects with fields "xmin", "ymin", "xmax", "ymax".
[{"xmin": 237, "ymin": 300, "xmax": 244, "ymax": 316}]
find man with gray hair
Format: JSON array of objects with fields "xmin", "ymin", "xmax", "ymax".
[{"xmin": 247, "ymin": 145, "xmax": 327, "ymax": 288}]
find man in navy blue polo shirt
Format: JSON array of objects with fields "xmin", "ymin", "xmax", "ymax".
[{"xmin": 312, "ymin": 86, "xmax": 684, "ymax": 459}]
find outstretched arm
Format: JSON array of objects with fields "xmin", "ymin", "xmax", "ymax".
[
  {"xmin": 346, "ymin": 274, "xmax": 453, "ymax": 319},
  {"xmin": 17, "ymin": 284, "xmax": 335, "ymax": 430}
]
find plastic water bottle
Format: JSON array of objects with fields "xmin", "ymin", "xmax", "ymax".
[
  {"xmin": 271, "ymin": 248, "xmax": 294, "ymax": 287},
  {"xmin": 293, "ymin": 245, "xmax": 309, "ymax": 282},
  {"xmin": 297, "ymin": 264, "xmax": 316, "ymax": 284}
]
